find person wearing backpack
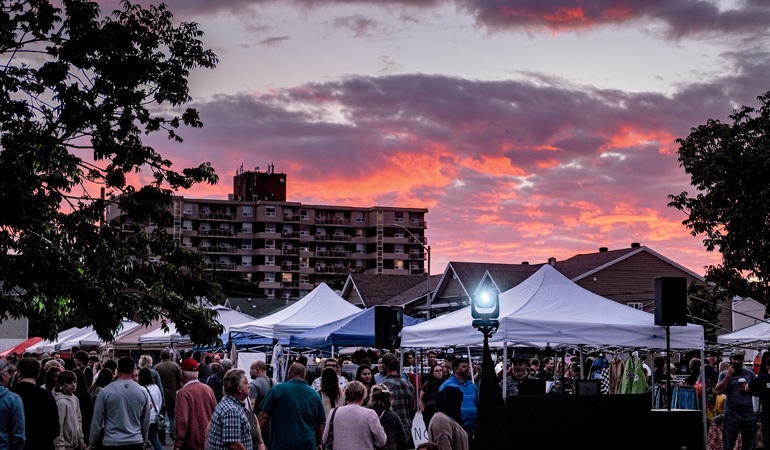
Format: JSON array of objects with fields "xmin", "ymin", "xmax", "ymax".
[{"xmin": 249, "ymin": 360, "xmax": 276, "ymax": 445}]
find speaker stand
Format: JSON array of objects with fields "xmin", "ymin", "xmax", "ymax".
[{"xmin": 665, "ymin": 325, "xmax": 671, "ymax": 411}]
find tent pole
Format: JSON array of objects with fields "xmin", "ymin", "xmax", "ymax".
[
  {"xmin": 701, "ymin": 348, "xmax": 707, "ymax": 450},
  {"xmin": 467, "ymin": 347, "xmax": 474, "ymax": 381},
  {"xmin": 503, "ymin": 340, "xmax": 508, "ymax": 404},
  {"xmin": 579, "ymin": 345, "xmax": 584, "ymax": 379}
]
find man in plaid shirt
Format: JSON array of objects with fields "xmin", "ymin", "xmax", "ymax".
[
  {"xmin": 207, "ymin": 369, "xmax": 265, "ymax": 450},
  {"xmin": 381, "ymin": 353, "xmax": 416, "ymax": 446}
]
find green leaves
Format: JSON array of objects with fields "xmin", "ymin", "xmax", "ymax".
[
  {"xmin": 0, "ymin": 0, "xmax": 223, "ymax": 345},
  {"xmin": 670, "ymin": 91, "xmax": 770, "ymax": 306}
]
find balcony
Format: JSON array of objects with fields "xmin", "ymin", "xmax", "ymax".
[
  {"xmin": 198, "ymin": 229, "xmax": 235, "ymax": 237},
  {"xmin": 199, "ymin": 212, "xmax": 236, "ymax": 221},
  {"xmin": 409, "ymin": 252, "xmax": 424, "ymax": 259},
  {"xmin": 205, "ymin": 262, "xmax": 237, "ymax": 270},
  {"xmin": 315, "ymin": 250, "xmax": 352, "ymax": 258},
  {"xmin": 198, "ymin": 246, "xmax": 238, "ymax": 254},
  {"xmin": 283, "ymin": 214, "xmax": 301, "ymax": 222},
  {"xmin": 281, "ymin": 263, "xmax": 300, "ymax": 272},
  {"xmin": 282, "ymin": 247, "xmax": 300, "ymax": 255},
  {"xmin": 315, "ymin": 233, "xmax": 352, "ymax": 242},
  {"xmin": 315, "ymin": 217, "xmax": 351, "ymax": 226},
  {"xmin": 315, "ymin": 265, "xmax": 351, "ymax": 274},
  {"xmin": 281, "ymin": 231, "xmax": 300, "ymax": 239},
  {"xmin": 409, "ymin": 220, "xmax": 428, "ymax": 228},
  {"xmin": 281, "ymin": 281, "xmax": 300, "ymax": 288},
  {"xmin": 410, "ymin": 268, "xmax": 425, "ymax": 275}
]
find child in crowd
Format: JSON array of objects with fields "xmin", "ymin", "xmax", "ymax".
[{"xmin": 54, "ymin": 370, "xmax": 85, "ymax": 450}]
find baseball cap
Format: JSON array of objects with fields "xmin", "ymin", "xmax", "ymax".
[
  {"xmin": 730, "ymin": 350, "xmax": 745, "ymax": 360},
  {"xmin": 180, "ymin": 358, "xmax": 199, "ymax": 371}
]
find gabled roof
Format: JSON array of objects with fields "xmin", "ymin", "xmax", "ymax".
[
  {"xmin": 555, "ymin": 246, "xmax": 706, "ymax": 282},
  {"xmin": 342, "ymin": 274, "xmax": 428, "ymax": 308},
  {"xmin": 436, "ymin": 262, "xmax": 543, "ymax": 301}
]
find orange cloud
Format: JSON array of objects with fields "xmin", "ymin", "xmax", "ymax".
[
  {"xmin": 600, "ymin": 126, "xmax": 677, "ymax": 153},
  {"xmin": 459, "ymin": 156, "xmax": 527, "ymax": 177}
]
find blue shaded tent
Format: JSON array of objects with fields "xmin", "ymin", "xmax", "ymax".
[
  {"xmin": 195, "ymin": 333, "xmax": 289, "ymax": 352},
  {"xmin": 289, "ymin": 307, "xmax": 423, "ymax": 349}
]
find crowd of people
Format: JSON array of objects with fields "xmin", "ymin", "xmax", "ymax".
[{"xmin": 4, "ymin": 345, "xmax": 766, "ymax": 450}]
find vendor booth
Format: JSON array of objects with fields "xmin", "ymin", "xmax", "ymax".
[{"xmin": 400, "ymin": 264, "xmax": 706, "ymax": 450}]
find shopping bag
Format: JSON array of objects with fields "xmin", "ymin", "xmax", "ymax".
[{"xmin": 411, "ymin": 411, "xmax": 428, "ymax": 446}]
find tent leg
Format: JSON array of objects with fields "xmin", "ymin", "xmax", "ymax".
[
  {"xmin": 701, "ymin": 348, "xmax": 707, "ymax": 450},
  {"xmin": 503, "ymin": 340, "xmax": 508, "ymax": 404},
  {"xmin": 331, "ymin": 346, "xmax": 335, "ymax": 359},
  {"xmin": 579, "ymin": 345, "xmax": 584, "ymax": 379},
  {"xmin": 467, "ymin": 347, "xmax": 474, "ymax": 381}
]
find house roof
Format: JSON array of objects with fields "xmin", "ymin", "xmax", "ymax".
[
  {"xmin": 381, "ymin": 274, "xmax": 442, "ymax": 307},
  {"xmin": 342, "ymin": 274, "xmax": 428, "ymax": 308},
  {"xmin": 441, "ymin": 262, "xmax": 544, "ymax": 300},
  {"xmin": 435, "ymin": 245, "xmax": 706, "ymax": 304}
]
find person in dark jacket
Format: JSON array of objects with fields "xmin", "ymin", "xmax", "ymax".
[
  {"xmin": 9, "ymin": 358, "xmax": 59, "ymax": 450},
  {"xmin": 750, "ymin": 355, "xmax": 770, "ymax": 447},
  {"xmin": 367, "ymin": 384, "xmax": 407, "ymax": 450}
]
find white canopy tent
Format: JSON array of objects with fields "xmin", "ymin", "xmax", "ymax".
[
  {"xmin": 74, "ymin": 320, "xmax": 140, "ymax": 348},
  {"xmin": 138, "ymin": 305, "xmax": 256, "ymax": 345},
  {"xmin": 717, "ymin": 320, "xmax": 770, "ymax": 345},
  {"xmin": 401, "ymin": 264, "xmax": 705, "ymax": 349},
  {"xmin": 27, "ymin": 327, "xmax": 84, "ymax": 354},
  {"xmin": 229, "ymin": 283, "xmax": 362, "ymax": 340}
]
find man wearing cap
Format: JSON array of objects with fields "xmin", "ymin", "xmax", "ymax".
[
  {"xmin": 501, "ymin": 356, "xmax": 536, "ymax": 398},
  {"xmin": 704, "ymin": 351, "xmax": 719, "ymax": 389},
  {"xmin": 174, "ymin": 358, "xmax": 217, "ymax": 450},
  {"xmin": 717, "ymin": 350, "xmax": 757, "ymax": 450},
  {"xmin": 0, "ymin": 358, "xmax": 25, "ymax": 449},
  {"xmin": 89, "ymin": 356, "xmax": 150, "ymax": 450}
]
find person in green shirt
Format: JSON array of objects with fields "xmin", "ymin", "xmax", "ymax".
[{"xmin": 258, "ymin": 363, "xmax": 326, "ymax": 450}]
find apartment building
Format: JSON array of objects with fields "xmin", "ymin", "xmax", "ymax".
[{"xmin": 110, "ymin": 167, "xmax": 429, "ymax": 300}]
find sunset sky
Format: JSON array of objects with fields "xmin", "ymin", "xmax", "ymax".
[{"xmin": 112, "ymin": 0, "xmax": 770, "ymax": 275}]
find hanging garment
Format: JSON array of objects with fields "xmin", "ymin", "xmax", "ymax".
[
  {"xmin": 600, "ymin": 368, "xmax": 610, "ymax": 395},
  {"xmin": 609, "ymin": 357, "xmax": 624, "ymax": 394},
  {"xmin": 619, "ymin": 354, "xmax": 648, "ymax": 394}
]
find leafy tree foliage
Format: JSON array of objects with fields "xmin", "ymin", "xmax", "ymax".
[
  {"xmin": 687, "ymin": 282, "xmax": 724, "ymax": 343},
  {"xmin": 669, "ymin": 92, "xmax": 770, "ymax": 310},
  {"xmin": 0, "ymin": 0, "xmax": 224, "ymax": 344}
]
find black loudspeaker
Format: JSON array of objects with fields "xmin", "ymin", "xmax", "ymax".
[
  {"xmin": 654, "ymin": 277, "xmax": 688, "ymax": 326},
  {"xmin": 374, "ymin": 306, "xmax": 403, "ymax": 350}
]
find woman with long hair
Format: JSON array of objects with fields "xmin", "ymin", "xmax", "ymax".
[
  {"xmin": 356, "ymin": 364, "xmax": 376, "ymax": 405},
  {"xmin": 419, "ymin": 364, "xmax": 444, "ymax": 427},
  {"xmin": 367, "ymin": 384, "xmax": 407, "ymax": 450},
  {"xmin": 88, "ymin": 368, "xmax": 114, "ymax": 403},
  {"xmin": 139, "ymin": 368, "xmax": 164, "ymax": 450},
  {"xmin": 320, "ymin": 367, "xmax": 344, "ymax": 418},
  {"xmin": 428, "ymin": 387, "xmax": 468, "ymax": 450},
  {"xmin": 44, "ymin": 367, "xmax": 61, "ymax": 391}
]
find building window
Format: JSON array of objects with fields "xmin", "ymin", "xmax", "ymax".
[
  {"xmin": 395, "ymin": 211, "xmax": 404, "ymax": 222},
  {"xmin": 266, "ymin": 206, "xmax": 276, "ymax": 217},
  {"xmin": 265, "ymin": 239, "xmax": 275, "ymax": 249},
  {"xmin": 394, "ymin": 244, "xmax": 404, "ymax": 254},
  {"xmin": 395, "ymin": 260, "xmax": 404, "ymax": 269},
  {"xmin": 242, "ymin": 239, "xmax": 252, "ymax": 249},
  {"xmin": 627, "ymin": 302, "xmax": 644, "ymax": 310},
  {"xmin": 356, "ymin": 228, "xmax": 365, "ymax": 238},
  {"xmin": 265, "ymin": 256, "xmax": 275, "ymax": 266},
  {"xmin": 282, "ymin": 273, "xmax": 293, "ymax": 282},
  {"xmin": 242, "ymin": 206, "xmax": 253, "ymax": 217},
  {"xmin": 242, "ymin": 223, "xmax": 253, "ymax": 233},
  {"xmin": 300, "ymin": 274, "xmax": 310, "ymax": 284},
  {"xmin": 183, "ymin": 220, "xmax": 193, "ymax": 230},
  {"xmin": 300, "ymin": 209, "xmax": 309, "ymax": 219},
  {"xmin": 242, "ymin": 256, "xmax": 252, "ymax": 266},
  {"xmin": 265, "ymin": 288, "xmax": 275, "ymax": 299}
]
